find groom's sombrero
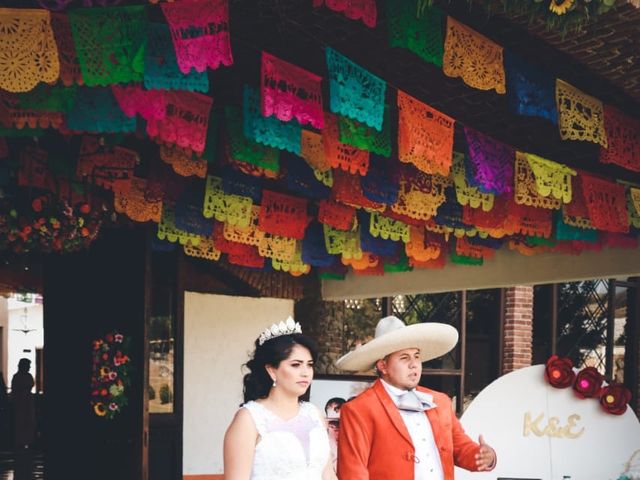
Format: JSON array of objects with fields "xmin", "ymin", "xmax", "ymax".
[{"xmin": 335, "ymin": 315, "xmax": 459, "ymax": 372}]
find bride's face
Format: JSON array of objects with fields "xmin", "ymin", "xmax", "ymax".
[{"xmin": 271, "ymin": 344, "xmax": 314, "ymax": 396}]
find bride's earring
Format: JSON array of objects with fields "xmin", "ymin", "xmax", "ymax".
[{"xmin": 272, "ymin": 377, "xmax": 276, "ymax": 388}]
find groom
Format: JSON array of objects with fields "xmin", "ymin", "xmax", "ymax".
[{"xmin": 336, "ymin": 316, "xmax": 496, "ymax": 479}]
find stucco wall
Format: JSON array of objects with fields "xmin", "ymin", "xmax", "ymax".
[{"xmin": 183, "ymin": 292, "xmax": 293, "ymax": 475}]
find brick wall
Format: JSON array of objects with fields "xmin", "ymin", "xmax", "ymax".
[{"xmin": 503, "ymin": 286, "xmax": 534, "ymax": 374}]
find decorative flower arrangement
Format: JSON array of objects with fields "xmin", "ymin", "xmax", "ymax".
[
  {"xmin": 600, "ymin": 383, "xmax": 633, "ymax": 415},
  {"xmin": 0, "ymin": 196, "xmax": 104, "ymax": 254},
  {"xmin": 479, "ymin": 0, "xmax": 620, "ymax": 33},
  {"xmin": 544, "ymin": 355, "xmax": 632, "ymax": 415},
  {"xmin": 573, "ymin": 366, "xmax": 604, "ymax": 398},
  {"xmin": 90, "ymin": 332, "xmax": 131, "ymax": 420},
  {"xmin": 544, "ymin": 355, "xmax": 575, "ymax": 388}
]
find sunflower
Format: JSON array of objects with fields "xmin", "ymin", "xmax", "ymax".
[{"xmin": 549, "ymin": 0, "xmax": 574, "ymax": 15}]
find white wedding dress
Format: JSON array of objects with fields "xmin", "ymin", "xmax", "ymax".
[{"xmin": 243, "ymin": 400, "xmax": 330, "ymax": 480}]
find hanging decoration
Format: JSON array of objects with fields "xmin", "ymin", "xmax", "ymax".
[
  {"xmin": 391, "ymin": 167, "xmax": 450, "ymax": 220},
  {"xmin": 144, "ymin": 22, "xmax": 210, "ymax": 93},
  {"xmin": 317, "ymin": 199, "xmax": 356, "ymax": 231},
  {"xmin": 361, "ymin": 154, "xmax": 399, "ymax": 205},
  {"xmin": 405, "ymin": 227, "xmax": 443, "ymax": 262},
  {"xmin": 222, "ymin": 168, "xmax": 263, "ymax": 203},
  {"xmin": 562, "ymin": 174, "xmax": 594, "ymax": 230},
  {"xmin": 114, "ymin": 177, "xmax": 162, "ymax": 223},
  {"xmin": 17, "ymin": 147, "xmax": 49, "ymax": 190},
  {"xmin": 506, "ymin": 197, "xmax": 553, "ymax": 238},
  {"xmin": 184, "ymin": 235, "xmax": 221, "ymax": 261},
  {"xmin": 271, "ymin": 242, "xmax": 311, "ymax": 276},
  {"xmin": 386, "ymin": 0, "xmax": 444, "ymax": 67},
  {"xmin": 331, "ymin": 168, "xmax": 385, "ymax": 211},
  {"xmin": 66, "ymin": 87, "xmax": 136, "ymax": 133},
  {"xmin": 463, "ymin": 127, "xmax": 514, "ymax": 195},
  {"xmin": 261, "ymin": 51, "xmax": 324, "ymax": 130},
  {"xmin": 160, "ymin": 0, "xmax": 233, "ymax": 74},
  {"xmin": 0, "ymin": 8, "xmax": 60, "ymax": 93},
  {"xmin": 313, "ymin": 0, "xmax": 377, "ymax": 28},
  {"xmin": 258, "ymin": 189, "xmax": 309, "ymax": 240},
  {"xmin": 325, "ymin": 47, "xmax": 386, "ymax": 131},
  {"xmin": 257, "ymin": 232, "xmax": 297, "ymax": 262},
  {"xmin": 1, "ymin": 91, "xmax": 65, "ymax": 130},
  {"xmin": 202, "ymin": 175, "xmax": 253, "ymax": 227},
  {"xmin": 397, "ymin": 90, "xmax": 455, "ymax": 176},
  {"xmin": 513, "ymin": 152, "xmax": 567, "ymax": 209},
  {"xmin": 225, "ymin": 105, "xmax": 280, "ymax": 173},
  {"xmin": 283, "ymin": 153, "xmax": 331, "ymax": 201},
  {"xmin": 323, "ymin": 223, "xmax": 362, "ymax": 259},
  {"xmin": 443, "ymin": 16, "xmax": 505, "ymax": 94},
  {"xmin": 556, "ymin": 79, "xmax": 607, "ymax": 147},
  {"xmin": 628, "ymin": 186, "xmax": 640, "ymax": 229},
  {"xmin": 243, "ymin": 85, "xmax": 301, "ymax": 154},
  {"xmin": 504, "ymin": 51, "xmax": 557, "ymax": 124},
  {"xmin": 50, "ymin": 12, "xmax": 84, "ymax": 87},
  {"xmin": 157, "ymin": 201, "xmax": 203, "ymax": 245},
  {"xmin": 369, "ymin": 212, "xmax": 410, "ymax": 242},
  {"xmin": 300, "ymin": 129, "xmax": 330, "ymax": 172},
  {"xmin": 323, "ymin": 113, "xmax": 370, "ymax": 175},
  {"xmin": 451, "ymin": 152, "xmax": 494, "ymax": 212},
  {"xmin": 338, "ymin": 106, "xmax": 392, "ymax": 157},
  {"xmin": 0, "ymin": 0, "xmax": 638, "ymax": 279},
  {"xmin": 174, "ymin": 187, "xmax": 214, "ymax": 236},
  {"xmin": 76, "ymin": 141, "xmax": 138, "ymax": 193},
  {"xmin": 68, "ymin": 6, "xmax": 147, "ymax": 87},
  {"xmin": 555, "ymin": 214, "xmax": 598, "ymax": 242},
  {"xmin": 580, "ymin": 173, "xmax": 629, "ymax": 233},
  {"xmin": 302, "ymin": 222, "xmax": 338, "ymax": 267},
  {"xmin": 222, "ymin": 206, "xmax": 261, "ymax": 247},
  {"xmin": 599, "ymin": 105, "xmax": 640, "ymax": 173},
  {"xmin": 159, "ymin": 145, "xmax": 208, "ymax": 179},
  {"xmin": 146, "ymin": 90, "xmax": 214, "ymax": 153},
  {"xmin": 522, "ymin": 152, "xmax": 576, "ymax": 204},
  {"xmin": 111, "ymin": 85, "xmax": 167, "ymax": 122}
]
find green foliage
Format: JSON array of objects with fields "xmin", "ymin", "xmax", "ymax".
[
  {"xmin": 478, "ymin": 0, "xmax": 620, "ymax": 35},
  {"xmin": 556, "ymin": 280, "xmax": 607, "ymax": 367},
  {"xmin": 159, "ymin": 384, "xmax": 173, "ymax": 405},
  {"xmin": 342, "ymin": 299, "xmax": 382, "ymax": 351},
  {"xmin": 148, "ymin": 385, "xmax": 156, "ymax": 401}
]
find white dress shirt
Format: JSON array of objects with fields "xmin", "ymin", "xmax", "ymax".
[{"xmin": 380, "ymin": 379, "xmax": 445, "ymax": 480}]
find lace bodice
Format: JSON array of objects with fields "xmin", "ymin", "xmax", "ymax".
[{"xmin": 243, "ymin": 400, "xmax": 330, "ymax": 480}]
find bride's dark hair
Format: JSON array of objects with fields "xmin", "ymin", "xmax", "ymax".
[{"xmin": 242, "ymin": 333, "xmax": 318, "ymax": 404}]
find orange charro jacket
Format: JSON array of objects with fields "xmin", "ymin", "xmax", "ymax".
[{"xmin": 337, "ymin": 379, "xmax": 485, "ymax": 480}]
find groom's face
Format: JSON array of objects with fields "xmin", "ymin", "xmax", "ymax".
[{"xmin": 376, "ymin": 348, "xmax": 422, "ymax": 390}]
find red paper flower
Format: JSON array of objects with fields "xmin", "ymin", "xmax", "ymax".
[
  {"xmin": 573, "ymin": 367, "xmax": 604, "ymax": 398},
  {"xmin": 599, "ymin": 383, "xmax": 631, "ymax": 415},
  {"xmin": 545, "ymin": 355, "xmax": 575, "ymax": 388}
]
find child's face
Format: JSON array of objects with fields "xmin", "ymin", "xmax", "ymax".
[{"xmin": 328, "ymin": 420, "xmax": 340, "ymax": 441}]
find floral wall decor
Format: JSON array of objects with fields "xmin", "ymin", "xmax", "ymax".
[
  {"xmin": 90, "ymin": 331, "xmax": 131, "ymax": 420},
  {"xmin": 545, "ymin": 355, "xmax": 632, "ymax": 415}
]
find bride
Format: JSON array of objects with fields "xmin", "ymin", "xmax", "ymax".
[{"xmin": 224, "ymin": 317, "xmax": 336, "ymax": 480}]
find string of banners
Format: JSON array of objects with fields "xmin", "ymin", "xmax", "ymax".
[{"xmin": 0, "ymin": 0, "xmax": 638, "ymax": 278}]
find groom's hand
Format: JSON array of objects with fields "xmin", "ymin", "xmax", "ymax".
[{"xmin": 475, "ymin": 434, "xmax": 496, "ymax": 471}]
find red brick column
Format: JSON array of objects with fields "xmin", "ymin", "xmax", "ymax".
[{"xmin": 503, "ymin": 286, "xmax": 534, "ymax": 374}]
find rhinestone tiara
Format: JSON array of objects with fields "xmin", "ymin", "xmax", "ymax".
[{"xmin": 258, "ymin": 316, "xmax": 302, "ymax": 345}]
